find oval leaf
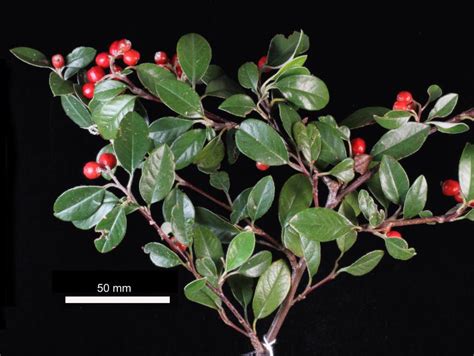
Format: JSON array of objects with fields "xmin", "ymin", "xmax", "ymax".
[
  {"xmin": 219, "ymin": 94, "xmax": 256, "ymax": 117},
  {"xmin": 341, "ymin": 106, "xmax": 389, "ymax": 129},
  {"xmin": 144, "ymin": 242, "xmax": 182, "ymax": 267},
  {"xmin": 10, "ymin": 47, "xmax": 50, "ymax": 68},
  {"xmin": 184, "ymin": 278, "xmax": 221, "ymax": 310},
  {"xmin": 149, "ymin": 117, "xmax": 194, "ymax": 146},
  {"xmin": 384, "ymin": 238, "xmax": 416, "ymax": 260},
  {"xmin": 170, "ymin": 129, "xmax": 207, "ymax": 169},
  {"xmin": 177, "ymin": 33, "xmax": 212, "ymax": 86},
  {"xmin": 459, "ymin": 143, "xmax": 474, "ymax": 201},
  {"xmin": 428, "ymin": 93, "xmax": 458, "ymax": 120},
  {"xmin": 238, "ymin": 62, "xmax": 259, "ymax": 92},
  {"xmin": 338, "ymin": 250, "xmax": 384, "ymax": 276},
  {"xmin": 275, "ymin": 75, "xmax": 329, "ymax": 111},
  {"xmin": 54, "ymin": 186, "xmax": 105, "ymax": 221},
  {"xmin": 154, "ymin": 79, "xmax": 203, "ymax": 118},
  {"xmin": 247, "ymin": 176, "xmax": 275, "ymax": 221},
  {"xmin": 403, "ymin": 175, "xmax": 428, "ymax": 218},
  {"xmin": 92, "ymin": 95, "xmax": 136, "ymax": 139},
  {"xmin": 193, "ymin": 225, "xmax": 224, "ymax": 264},
  {"xmin": 239, "ymin": 251, "xmax": 272, "ymax": 278},
  {"xmin": 61, "ymin": 95, "xmax": 93, "ymax": 128},
  {"xmin": 195, "ymin": 207, "xmax": 240, "ymax": 243},
  {"xmin": 94, "ymin": 206, "xmax": 127, "ymax": 253},
  {"xmin": 278, "ymin": 173, "xmax": 312, "ymax": 226},
  {"xmin": 225, "ymin": 231, "xmax": 255, "ymax": 272},
  {"xmin": 379, "ymin": 155, "xmax": 410, "ymax": 204}
]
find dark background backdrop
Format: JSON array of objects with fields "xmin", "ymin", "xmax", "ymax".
[{"xmin": 1, "ymin": 3, "xmax": 473, "ymax": 355}]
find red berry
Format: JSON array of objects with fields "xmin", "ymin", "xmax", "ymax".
[
  {"xmin": 387, "ymin": 230, "xmax": 402, "ymax": 239},
  {"xmin": 351, "ymin": 137, "xmax": 366, "ymax": 155},
  {"xmin": 175, "ymin": 64, "xmax": 183, "ymax": 78},
  {"xmin": 112, "ymin": 64, "xmax": 122, "ymax": 73},
  {"xmin": 258, "ymin": 55, "xmax": 268, "ymax": 69},
  {"xmin": 396, "ymin": 91, "xmax": 413, "ymax": 103},
  {"xmin": 82, "ymin": 83, "xmax": 95, "ymax": 99},
  {"xmin": 117, "ymin": 39, "xmax": 132, "ymax": 53},
  {"xmin": 83, "ymin": 162, "xmax": 102, "ymax": 180},
  {"xmin": 393, "ymin": 101, "xmax": 409, "ymax": 111},
  {"xmin": 454, "ymin": 193, "xmax": 464, "ymax": 203},
  {"xmin": 442, "ymin": 179, "xmax": 460, "ymax": 196},
  {"xmin": 154, "ymin": 51, "xmax": 168, "ymax": 65},
  {"xmin": 86, "ymin": 66, "xmax": 105, "ymax": 83},
  {"xmin": 407, "ymin": 102, "xmax": 416, "ymax": 111},
  {"xmin": 256, "ymin": 162, "xmax": 270, "ymax": 171},
  {"xmin": 98, "ymin": 153, "xmax": 117, "ymax": 169},
  {"xmin": 123, "ymin": 49, "xmax": 140, "ymax": 66},
  {"xmin": 95, "ymin": 52, "xmax": 110, "ymax": 68},
  {"xmin": 469, "ymin": 201, "xmax": 474, "ymax": 207},
  {"xmin": 109, "ymin": 41, "xmax": 121, "ymax": 56},
  {"xmin": 51, "ymin": 54, "xmax": 65, "ymax": 69},
  {"xmin": 176, "ymin": 241, "xmax": 187, "ymax": 252},
  {"xmin": 171, "ymin": 53, "xmax": 179, "ymax": 66}
]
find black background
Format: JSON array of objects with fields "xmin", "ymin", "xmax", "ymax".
[{"xmin": 1, "ymin": 3, "xmax": 473, "ymax": 355}]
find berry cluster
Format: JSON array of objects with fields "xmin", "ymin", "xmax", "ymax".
[
  {"xmin": 83, "ymin": 153, "xmax": 117, "ymax": 180},
  {"xmin": 393, "ymin": 91, "xmax": 415, "ymax": 111},
  {"xmin": 441, "ymin": 179, "xmax": 472, "ymax": 205}
]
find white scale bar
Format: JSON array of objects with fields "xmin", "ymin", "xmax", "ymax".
[{"xmin": 65, "ymin": 296, "xmax": 170, "ymax": 304}]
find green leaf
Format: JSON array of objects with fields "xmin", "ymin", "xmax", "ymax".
[
  {"xmin": 64, "ymin": 47, "xmax": 96, "ymax": 80},
  {"xmin": 266, "ymin": 31, "xmax": 309, "ymax": 67},
  {"xmin": 92, "ymin": 95, "xmax": 136, "ymax": 139},
  {"xmin": 136, "ymin": 63, "xmax": 175, "ymax": 93},
  {"xmin": 238, "ymin": 62, "xmax": 259, "ymax": 92},
  {"xmin": 154, "ymin": 79, "xmax": 203, "ymax": 118},
  {"xmin": 358, "ymin": 189, "xmax": 385, "ymax": 228},
  {"xmin": 231, "ymin": 188, "xmax": 252, "ymax": 224},
  {"xmin": 374, "ymin": 110, "xmax": 412, "ymax": 130},
  {"xmin": 170, "ymin": 129, "xmax": 206, "ymax": 169},
  {"xmin": 239, "ymin": 251, "xmax": 272, "ymax": 278},
  {"xmin": 341, "ymin": 107, "xmax": 390, "ymax": 129},
  {"xmin": 144, "ymin": 242, "xmax": 182, "ymax": 267},
  {"xmin": 235, "ymin": 119, "xmax": 289, "ymax": 165},
  {"xmin": 336, "ymin": 231, "xmax": 358, "ymax": 254},
  {"xmin": 367, "ymin": 172, "xmax": 391, "ymax": 210},
  {"xmin": 278, "ymin": 103, "xmax": 301, "ymax": 141},
  {"xmin": 370, "ymin": 122, "xmax": 430, "ymax": 161},
  {"xmin": 301, "ymin": 236, "xmax": 321, "ymax": 277},
  {"xmin": 384, "ymin": 238, "xmax": 416, "ymax": 260},
  {"xmin": 247, "ymin": 176, "xmax": 275, "ymax": 221},
  {"xmin": 113, "ymin": 112, "xmax": 150, "ymax": 173},
  {"xmin": 270, "ymin": 55, "xmax": 308, "ymax": 82},
  {"xmin": 278, "ymin": 173, "xmax": 312, "ymax": 226},
  {"xmin": 252, "ymin": 260, "xmax": 291, "ymax": 321},
  {"xmin": 139, "ymin": 144, "xmax": 175, "ymax": 205},
  {"xmin": 209, "ymin": 171, "xmax": 230, "ymax": 193},
  {"xmin": 329, "ymin": 158, "xmax": 355, "ymax": 183},
  {"xmin": 201, "ymin": 65, "xmax": 224, "ymax": 85},
  {"xmin": 225, "ymin": 231, "xmax": 256, "ymax": 272},
  {"xmin": 277, "ymin": 67, "xmax": 310, "ymax": 80},
  {"xmin": 149, "ymin": 117, "xmax": 193, "ymax": 146},
  {"xmin": 196, "ymin": 257, "xmax": 218, "ymax": 281},
  {"xmin": 314, "ymin": 121, "xmax": 347, "ymax": 167},
  {"xmin": 427, "ymin": 84, "xmax": 442, "ymax": 104},
  {"xmin": 205, "ymin": 75, "xmax": 243, "ymax": 99},
  {"xmin": 170, "ymin": 190, "xmax": 195, "ymax": 246},
  {"xmin": 429, "ymin": 121, "xmax": 469, "ymax": 134},
  {"xmin": 403, "ymin": 175, "xmax": 428, "ymax": 218},
  {"xmin": 459, "ymin": 143, "xmax": 474, "ymax": 201},
  {"xmin": 274, "ymin": 75, "xmax": 329, "ymax": 111},
  {"xmin": 379, "ymin": 155, "xmax": 410, "ymax": 204},
  {"xmin": 219, "ymin": 94, "xmax": 256, "ymax": 117},
  {"xmin": 60, "ymin": 95, "xmax": 93, "ymax": 128},
  {"xmin": 338, "ymin": 250, "xmax": 384, "ymax": 276},
  {"xmin": 177, "ymin": 33, "xmax": 212, "ymax": 86},
  {"xmin": 72, "ymin": 191, "xmax": 118, "ymax": 230},
  {"xmin": 54, "ymin": 186, "xmax": 105, "ymax": 221},
  {"xmin": 461, "ymin": 209, "xmax": 474, "ymax": 221},
  {"xmin": 428, "ymin": 93, "xmax": 458, "ymax": 120},
  {"xmin": 94, "ymin": 206, "xmax": 127, "ymax": 253},
  {"xmin": 10, "ymin": 47, "xmax": 50, "ymax": 68},
  {"xmin": 193, "ymin": 136, "xmax": 225, "ymax": 173},
  {"xmin": 226, "ymin": 129, "xmax": 239, "ymax": 164},
  {"xmin": 288, "ymin": 208, "xmax": 354, "ymax": 242},
  {"xmin": 94, "ymin": 80, "xmax": 127, "ymax": 101},
  {"xmin": 193, "ymin": 225, "xmax": 224, "ymax": 264},
  {"xmin": 282, "ymin": 226, "xmax": 303, "ymax": 257},
  {"xmin": 228, "ymin": 275, "xmax": 253, "ymax": 310},
  {"xmin": 195, "ymin": 207, "xmax": 240, "ymax": 243},
  {"xmin": 49, "ymin": 72, "xmax": 74, "ymax": 96},
  {"xmin": 293, "ymin": 122, "xmax": 321, "ymax": 162},
  {"xmin": 184, "ymin": 278, "xmax": 221, "ymax": 310}
]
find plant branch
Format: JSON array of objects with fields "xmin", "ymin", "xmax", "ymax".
[
  {"xmin": 327, "ymin": 169, "xmax": 375, "ymax": 209},
  {"xmin": 429, "ymin": 108, "xmax": 474, "ymax": 134}
]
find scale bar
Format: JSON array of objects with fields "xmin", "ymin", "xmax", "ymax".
[{"xmin": 65, "ymin": 296, "xmax": 171, "ymax": 304}]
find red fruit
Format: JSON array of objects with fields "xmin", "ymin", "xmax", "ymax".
[
  {"xmin": 256, "ymin": 162, "xmax": 270, "ymax": 171},
  {"xmin": 387, "ymin": 230, "xmax": 402, "ymax": 239},
  {"xmin": 117, "ymin": 39, "xmax": 132, "ymax": 53},
  {"xmin": 98, "ymin": 153, "xmax": 117, "ymax": 169},
  {"xmin": 258, "ymin": 55, "xmax": 268, "ymax": 70},
  {"xmin": 442, "ymin": 179, "xmax": 460, "ymax": 196},
  {"xmin": 51, "ymin": 54, "xmax": 65, "ymax": 69},
  {"xmin": 469, "ymin": 201, "xmax": 474, "ymax": 207},
  {"xmin": 82, "ymin": 83, "xmax": 95, "ymax": 99},
  {"xmin": 407, "ymin": 102, "xmax": 416, "ymax": 111},
  {"xmin": 454, "ymin": 193, "xmax": 464, "ymax": 203},
  {"xmin": 83, "ymin": 162, "xmax": 102, "ymax": 180},
  {"xmin": 176, "ymin": 241, "xmax": 187, "ymax": 252},
  {"xmin": 95, "ymin": 52, "xmax": 110, "ymax": 68},
  {"xmin": 112, "ymin": 64, "xmax": 122, "ymax": 73},
  {"xmin": 351, "ymin": 137, "xmax": 366, "ymax": 155},
  {"xmin": 171, "ymin": 53, "xmax": 179, "ymax": 66},
  {"xmin": 154, "ymin": 51, "xmax": 168, "ymax": 65},
  {"xmin": 175, "ymin": 64, "xmax": 183, "ymax": 78},
  {"xmin": 123, "ymin": 49, "xmax": 140, "ymax": 66},
  {"xmin": 109, "ymin": 40, "xmax": 121, "ymax": 56},
  {"xmin": 393, "ymin": 101, "xmax": 409, "ymax": 111},
  {"xmin": 396, "ymin": 91, "xmax": 413, "ymax": 103},
  {"xmin": 86, "ymin": 66, "xmax": 105, "ymax": 83}
]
